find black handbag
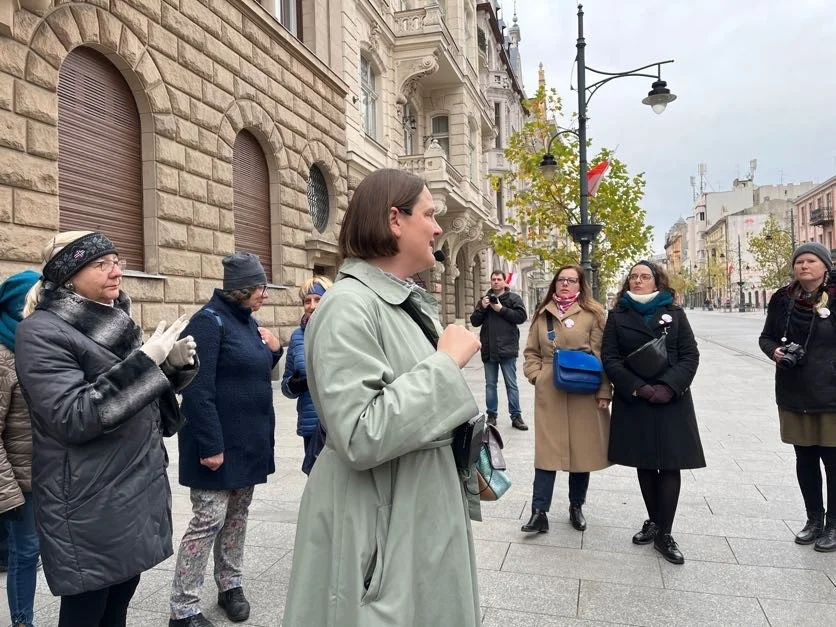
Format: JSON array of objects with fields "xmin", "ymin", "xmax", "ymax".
[
  {"xmin": 452, "ymin": 413, "xmax": 487, "ymax": 471},
  {"xmin": 624, "ymin": 330, "xmax": 669, "ymax": 379}
]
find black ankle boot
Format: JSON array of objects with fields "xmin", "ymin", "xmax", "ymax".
[
  {"xmin": 521, "ymin": 509, "xmax": 548, "ymax": 533},
  {"xmin": 795, "ymin": 510, "xmax": 825, "ymax": 545},
  {"xmin": 632, "ymin": 519, "xmax": 658, "ymax": 545},
  {"xmin": 654, "ymin": 533, "xmax": 684, "ymax": 564},
  {"xmin": 814, "ymin": 513, "xmax": 836, "ymax": 552},
  {"xmin": 218, "ymin": 587, "xmax": 250, "ymax": 622},
  {"xmin": 569, "ymin": 504, "xmax": 586, "ymax": 531}
]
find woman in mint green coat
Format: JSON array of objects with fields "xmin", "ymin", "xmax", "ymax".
[{"xmin": 282, "ymin": 169, "xmax": 483, "ymax": 627}]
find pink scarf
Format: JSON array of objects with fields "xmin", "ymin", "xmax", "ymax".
[{"xmin": 552, "ymin": 291, "xmax": 579, "ymax": 313}]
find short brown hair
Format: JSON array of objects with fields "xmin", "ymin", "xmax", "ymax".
[
  {"xmin": 490, "ymin": 270, "xmax": 507, "ymax": 280},
  {"xmin": 338, "ymin": 169, "xmax": 426, "ymax": 260}
]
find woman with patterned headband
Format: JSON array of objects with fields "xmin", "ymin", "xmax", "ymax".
[
  {"xmin": 14, "ymin": 231, "xmax": 197, "ymax": 627},
  {"xmin": 282, "ymin": 275, "xmax": 333, "ymax": 475}
]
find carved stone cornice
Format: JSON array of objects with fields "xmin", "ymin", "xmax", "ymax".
[{"xmin": 396, "ymin": 54, "xmax": 439, "ymax": 104}]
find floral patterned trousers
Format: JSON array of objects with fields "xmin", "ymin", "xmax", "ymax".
[{"xmin": 169, "ymin": 486, "xmax": 255, "ymax": 620}]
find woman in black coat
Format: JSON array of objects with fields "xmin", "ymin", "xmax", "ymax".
[
  {"xmin": 601, "ymin": 260, "xmax": 704, "ymax": 565},
  {"xmin": 15, "ymin": 231, "xmax": 196, "ymax": 626},
  {"xmin": 758, "ymin": 242, "xmax": 836, "ymax": 552}
]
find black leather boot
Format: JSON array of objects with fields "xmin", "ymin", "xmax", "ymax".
[
  {"xmin": 218, "ymin": 587, "xmax": 250, "ymax": 622},
  {"xmin": 486, "ymin": 412, "xmax": 497, "ymax": 426},
  {"xmin": 521, "ymin": 509, "xmax": 548, "ymax": 533},
  {"xmin": 795, "ymin": 510, "xmax": 825, "ymax": 545},
  {"xmin": 814, "ymin": 513, "xmax": 836, "ymax": 552},
  {"xmin": 654, "ymin": 533, "xmax": 685, "ymax": 564},
  {"xmin": 569, "ymin": 504, "xmax": 587, "ymax": 531},
  {"xmin": 632, "ymin": 519, "xmax": 658, "ymax": 545}
]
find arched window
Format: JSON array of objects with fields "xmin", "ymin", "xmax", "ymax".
[
  {"xmin": 306, "ymin": 164, "xmax": 329, "ymax": 233},
  {"xmin": 233, "ymin": 130, "xmax": 272, "ymax": 280},
  {"xmin": 57, "ymin": 47, "xmax": 144, "ymax": 269}
]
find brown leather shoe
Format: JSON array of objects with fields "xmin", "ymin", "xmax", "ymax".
[{"xmin": 511, "ymin": 415, "xmax": 528, "ymax": 430}]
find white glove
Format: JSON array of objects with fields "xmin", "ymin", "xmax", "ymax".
[
  {"xmin": 139, "ymin": 315, "xmax": 190, "ymax": 366},
  {"xmin": 166, "ymin": 335, "xmax": 196, "ymax": 368}
]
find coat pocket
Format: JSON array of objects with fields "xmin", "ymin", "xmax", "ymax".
[
  {"xmin": 62, "ymin": 452, "xmax": 71, "ymax": 501},
  {"xmin": 360, "ymin": 504, "xmax": 392, "ymax": 605}
]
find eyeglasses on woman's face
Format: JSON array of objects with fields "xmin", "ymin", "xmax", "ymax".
[
  {"xmin": 258, "ymin": 285, "xmax": 268, "ymax": 296},
  {"xmin": 556, "ymin": 277, "xmax": 579, "ymax": 285},
  {"xmin": 89, "ymin": 258, "xmax": 126, "ymax": 273},
  {"xmin": 629, "ymin": 273, "xmax": 654, "ymax": 283}
]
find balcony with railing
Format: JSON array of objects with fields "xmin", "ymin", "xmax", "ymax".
[{"xmin": 810, "ymin": 205, "xmax": 833, "ymax": 226}]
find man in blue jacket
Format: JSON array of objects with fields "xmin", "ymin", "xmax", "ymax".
[{"xmin": 470, "ymin": 270, "xmax": 528, "ymax": 429}]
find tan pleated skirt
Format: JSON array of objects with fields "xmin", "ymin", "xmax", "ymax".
[{"xmin": 778, "ymin": 409, "xmax": 836, "ymax": 446}]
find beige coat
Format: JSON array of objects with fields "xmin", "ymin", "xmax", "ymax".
[{"xmin": 523, "ymin": 302, "xmax": 612, "ymax": 472}]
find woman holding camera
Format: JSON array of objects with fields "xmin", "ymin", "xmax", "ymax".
[
  {"xmin": 759, "ymin": 242, "xmax": 836, "ymax": 552},
  {"xmin": 601, "ymin": 261, "xmax": 703, "ymax": 565}
]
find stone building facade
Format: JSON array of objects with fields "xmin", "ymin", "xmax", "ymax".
[
  {"xmin": 339, "ymin": 0, "xmax": 527, "ymax": 324},
  {"xmin": 0, "ymin": 0, "xmax": 349, "ymax": 338},
  {"xmin": 1, "ymin": 0, "xmax": 528, "ymax": 335}
]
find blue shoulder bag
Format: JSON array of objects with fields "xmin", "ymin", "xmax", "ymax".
[{"xmin": 546, "ymin": 313, "xmax": 603, "ymax": 394}]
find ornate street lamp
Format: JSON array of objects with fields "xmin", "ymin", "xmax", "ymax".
[{"xmin": 539, "ymin": 4, "xmax": 676, "ymax": 299}]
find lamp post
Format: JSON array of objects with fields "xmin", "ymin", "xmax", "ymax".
[
  {"xmin": 539, "ymin": 4, "xmax": 676, "ymax": 299},
  {"xmin": 737, "ymin": 234, "xmax": 746, "ymax": 312}
]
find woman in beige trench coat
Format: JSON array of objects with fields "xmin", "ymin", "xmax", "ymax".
[{"xmin": 522, "ymin": 264, "xmax": 611, "ymax": 533}]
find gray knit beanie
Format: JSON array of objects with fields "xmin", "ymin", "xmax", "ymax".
[
  {"xmin": 792, "ymin": 242, "xmax": 833, "ymax": 272},
  {"xmin": 222, "ymin": 252, "xmax": 267, "ymax": 290}
]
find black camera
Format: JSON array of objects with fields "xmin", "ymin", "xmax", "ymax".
[
  {"xmin": 488, "ymin": 294, "xmax": 499, "ymax": 304},
  {"xmin": 779, "ymin": 342, "xmax": 806, "ymax": 368}
]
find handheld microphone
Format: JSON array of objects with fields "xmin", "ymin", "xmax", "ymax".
[{"xmin": 433, "ymin": 250, "xmax": 446, "ymax": 262}]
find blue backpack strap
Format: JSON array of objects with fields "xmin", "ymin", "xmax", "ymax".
[{"xmin": 203, "ymin": 307, "xmax": 224, "ymax": 339}]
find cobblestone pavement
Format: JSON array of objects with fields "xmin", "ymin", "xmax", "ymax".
[{"xmin": 5, "ymin": 309, "xmax": 836, "ymax": 625}]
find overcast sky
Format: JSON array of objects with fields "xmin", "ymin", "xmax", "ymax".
[{"xmin": 513, "ymin": 0, "xmax": 836, "ymax": 251}]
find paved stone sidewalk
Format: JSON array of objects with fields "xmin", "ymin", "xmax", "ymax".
[{"xmin": 4, "ymin": 311, "xmax": 835, "ymax": 625}]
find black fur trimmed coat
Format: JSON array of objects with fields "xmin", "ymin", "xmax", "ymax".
[{"xmin": 14, "ymin": 287, "xmax": 195, "ymax": 596}]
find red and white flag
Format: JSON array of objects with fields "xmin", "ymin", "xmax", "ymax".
[{"xmin": 587, "ymin": 160, "xmax": 610, "ymax": 197}]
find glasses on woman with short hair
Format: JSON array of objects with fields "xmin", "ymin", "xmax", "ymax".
[
  {"xmin": 556, "ymin": 277, "xmax": 579, "ymax": 285},
  {"xmin": 90, "ymin": 258, "xmax": 126, "ymax": 273}
]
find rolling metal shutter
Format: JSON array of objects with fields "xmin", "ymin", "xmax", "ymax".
[
  {"xmin": 232, "ymin": 130, "xmax": 272, "ymax": 279},
  {"xmin": 57, "ymin": 47, "xmax": 144, "ymax": 270}
]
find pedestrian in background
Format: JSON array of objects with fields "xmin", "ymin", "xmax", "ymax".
[
  {"xmin": 0, "ymin": 270, "xmax": 41, "ymax": 627},
  {"xmin": 15, "ymin": 231, "xmax": 196, "ymax": 626},
  {"xmin": 282, "ymin": 275, "xmax": 332, "ymax": 475},
  {"xmin": 601, "ymin": 260, "xmax": 704, "ymax": 565},
  {"xmin": 170, "ymin": 252, "xmax": 282, "ymax": 627},
  {"xmin": 283, "ymin": 169, "xmax": 483, "ymax": 627},
  {"xmin": 470, "ymin": 270, "xmax": 528, "ymax": 430},
  {"xmin": 522, "ymin": 265, "xmax": 611, "ymax": 534},
  {"xmin": 759, "ymin": 242, "xmax": 836, "ymax": 552}
]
